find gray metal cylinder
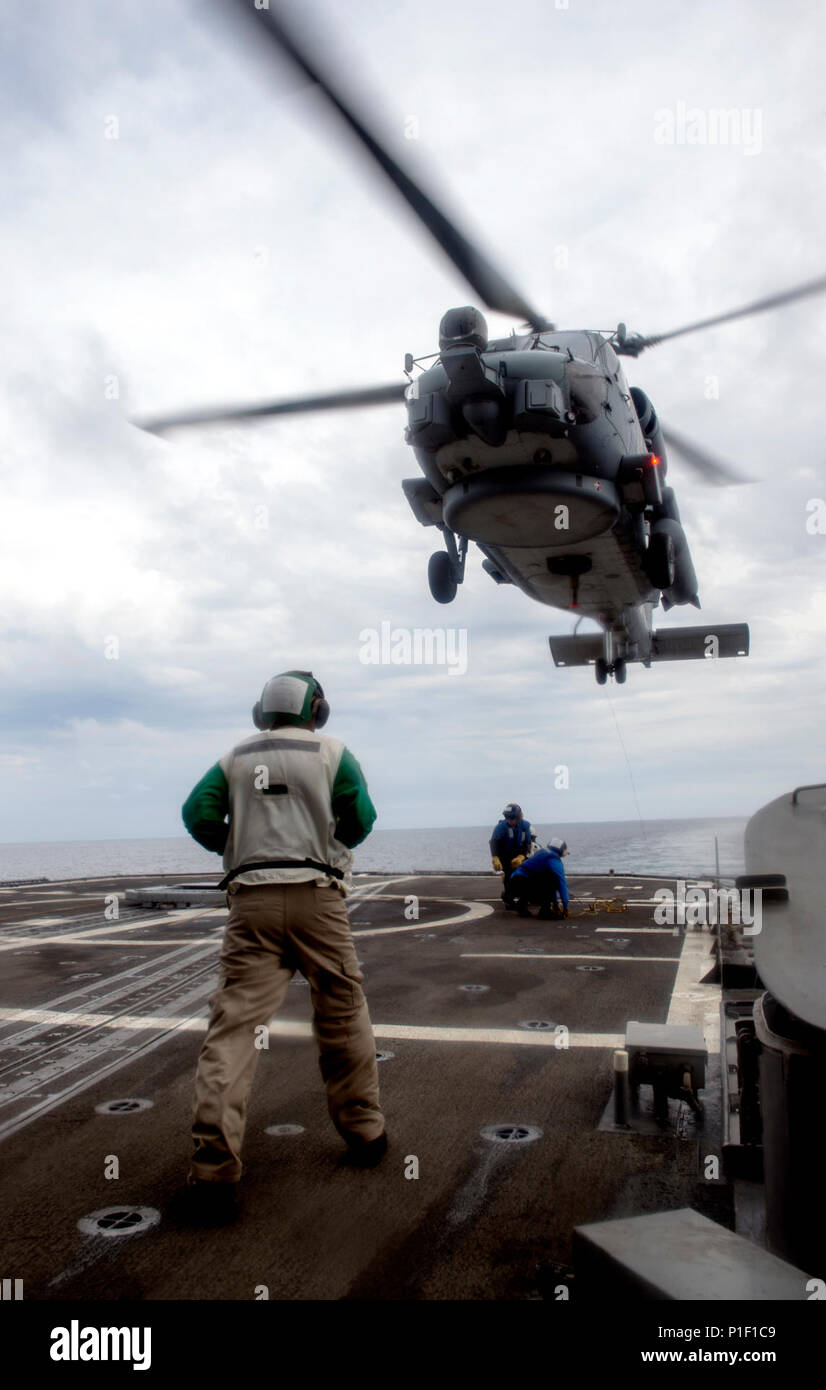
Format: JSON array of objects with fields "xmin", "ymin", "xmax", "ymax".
[{"xmin": 754, "ymin": 991, "xmax": 826, "ymax": 1272}]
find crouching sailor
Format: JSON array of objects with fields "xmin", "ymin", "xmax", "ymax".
[
  {"xmin": 179, "ymin": 669, "xmax": 385, "ymax": 1222},
  {"xmin": 510, "ymin": 838, "xmax": 571, "ymax": 919},
  {"xmin": 490, "ymin": 803, "xmax": 536, "ymax": 909}
]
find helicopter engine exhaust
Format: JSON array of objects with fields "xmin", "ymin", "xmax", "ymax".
[{"xmin": 651, "ymin": 518, "xmax": 700, "ymax": 607}]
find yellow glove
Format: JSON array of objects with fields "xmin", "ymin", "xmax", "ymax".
[
  {"xmin": 511, "ymin": 855, "xmax": 525, "ymax": 868},
  {"xmin": 491, "ymin": 856, "xmax": 502, "ymax": 872}
]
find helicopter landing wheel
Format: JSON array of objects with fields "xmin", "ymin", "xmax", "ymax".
[
  {"xmin": 428, "ymin": 550, "xmax": 457, "ymax": 604},
  {"xmin": 645, "ymin": 531, "xmax": 676, "ymax": 591},
  {"xmin": 614, "ymin": 658, "xmax": 627, "ymax": 684},
  {"xmin": 595, "ymin": 657, "xmax": 608, "ymax": 685}
]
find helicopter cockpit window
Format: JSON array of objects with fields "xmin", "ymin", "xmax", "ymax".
[
  {"xmin": 555, "ymin": 331, "xmax": 598, "ymax": 362},
  {"xmin": 594, "ymin": 338, "xmax": 621, "ymax": 374}
]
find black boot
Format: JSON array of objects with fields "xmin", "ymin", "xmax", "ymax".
[{"xmin": 346, "ymin": 1132, "xmax": 388, "ymax": 1168}]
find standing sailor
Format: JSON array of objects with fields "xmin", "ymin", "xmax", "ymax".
[
  {"xmin": 490, "ymin": 803, "xmax": 535, "ymax": 909},
  {"xmin": 180, "ymin": 669, "xmax": 385, "ymax": 1220}
]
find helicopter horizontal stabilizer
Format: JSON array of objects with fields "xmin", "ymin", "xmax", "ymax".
[
  {"xmin": 549, "ymin": 623, "xmax": 749, "ymax": 671},
  {"xmin": 650, "ymin": 623, "xmax": 749, "ymax": 662}
]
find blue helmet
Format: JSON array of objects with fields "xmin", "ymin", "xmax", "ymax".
[{"xmin": 503, "ymin": 804, "xmax": 522, "ymax": 819}]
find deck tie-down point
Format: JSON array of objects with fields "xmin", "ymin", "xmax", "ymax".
[
  {"xmin": 480, "ymin": 1124, "xmax": 542, "ymax": 1144},
  {"xmin": 77, "ymin": 1206, "xmax": 160, "ymax": 1238},
  {"xmin": 95, "ymin": 1098, "xmax": 153, "ymax": 1115}
]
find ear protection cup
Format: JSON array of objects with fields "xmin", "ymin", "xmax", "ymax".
[
  {"xmin": 252, "ymin": 701, "xmax": 265, "ymax": 730},
  {"xmin": 302, "ymin": 673, "xmax": 330, "ymax": 727}
]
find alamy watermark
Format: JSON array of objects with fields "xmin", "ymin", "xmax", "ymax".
[
  {"xmin": 359, "ymin": 622, "xmax": 468, "ymax": 676},
  {"xmin": 654, "ymin": 102, "xmax": 762, "ymax": 156},
  {"xmin": 653, "ymin": 881, "xmax": 761, "ymax": 935}
]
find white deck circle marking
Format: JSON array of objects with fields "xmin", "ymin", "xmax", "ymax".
[{"xmin": 351, "ymin": 898, "xmax": 493, "ymax": 938}]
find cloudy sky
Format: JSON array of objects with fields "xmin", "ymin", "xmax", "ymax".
[{"xmin": 1, "ymin": 0, "xmax": 824, "ymax": 845}]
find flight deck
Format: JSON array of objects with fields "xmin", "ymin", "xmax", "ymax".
[{"xmin": 0, "ymin": 869, "xmax": 744, "ymax": 1302}]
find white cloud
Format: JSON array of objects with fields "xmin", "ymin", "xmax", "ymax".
[{"xmin": 1, "ymin": 0, "xmax": 825, "ymax": 844}]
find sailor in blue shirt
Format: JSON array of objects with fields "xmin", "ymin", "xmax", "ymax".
[
  {"xmin": 509, "ymin": 839, "xmax": 570, "ymax": 919},
  {"xmin": 490, "ymin": 803, "xmax": 535, "ymax": 909}
]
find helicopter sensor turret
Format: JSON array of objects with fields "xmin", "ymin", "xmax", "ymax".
[{"xmin": 439, "ymin": 306, "xmax": 489, "ymax": 353}]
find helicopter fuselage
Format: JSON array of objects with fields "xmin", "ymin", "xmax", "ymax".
[{"xmin": 401, "ymin": 326, "xmax": 699, "ymax": 661}]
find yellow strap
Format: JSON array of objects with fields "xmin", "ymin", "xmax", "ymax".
[{"xmin": 567, "ymin": 897, "xmax": 628, "ymax": 917}]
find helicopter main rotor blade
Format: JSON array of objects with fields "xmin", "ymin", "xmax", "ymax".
[
  {"xmin": 661, "ymin": 424, "xmax": 752, "ymax": 487},
  {"xmin": 136, "ymin": 382, "xmax": 407, "ymax": 435},
  {"xmin": 626, "ymin": 274, "xmax": 826, "ymax": 354},
  {"xmin": 225, "ymin": 0, "xmax": 549, "ymax": 331}
]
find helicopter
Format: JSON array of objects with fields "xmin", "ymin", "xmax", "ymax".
[{"xmin": 138, "ymin": 0, "xmax": 826, "ymax": 685}]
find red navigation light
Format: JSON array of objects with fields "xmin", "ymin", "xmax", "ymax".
[{"xmin": 650, "ymin": 454, "xmax": 661, "ymax": 467}]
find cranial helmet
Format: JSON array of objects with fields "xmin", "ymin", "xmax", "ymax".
[
  {"xmin": 503, "ymin": 804, "xmax": 522, "ymax": 820},
  {"xmin": 547, "ymin": 837, "xmax": 568, "ymax": 856},
  {"xmin": 252, "ymin": 671, "xmax": 329, "ymax": 730}
]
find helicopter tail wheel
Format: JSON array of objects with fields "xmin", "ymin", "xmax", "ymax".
[
  {"xmin": 595, "ymin": 657, "xmax": 608, "ymax": 685},
  {"xmin": 645, "ymin": 531, "xmax": 676, "ymax": 591},
  {"xmin": 428, "ymin": 550, "xmax": 458, "ymax": 604},
  {"xmin": 614, "ymin": 658, "xmax": 627, "ymax": 684}
]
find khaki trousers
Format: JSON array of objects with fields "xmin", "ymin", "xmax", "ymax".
[{"xmin": 190, "ymin": 879, "xmax": 383, "ymax": 1183}]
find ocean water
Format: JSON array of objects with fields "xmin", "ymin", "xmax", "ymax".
[{"xmin": 0, "ymin": 818, "xmax": 746, "ymax": 883}]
